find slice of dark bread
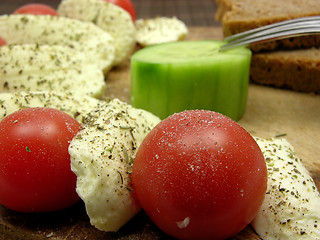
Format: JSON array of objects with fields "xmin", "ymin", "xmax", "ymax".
[
  {"xmin": 215, "ymin": 0, "xmax": 320, "ymax": 52},
  {"xmin": 250, "ymin": 48, "xmax": 320, "ymax": 93},
  {"xmin": 215, "ymin": 0, "xmax": 320, "ymax": 93}
]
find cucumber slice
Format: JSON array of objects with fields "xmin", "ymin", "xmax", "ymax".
[{"xmin": 130, "ymin": 40, "xmax": 251, "ymax": 121}]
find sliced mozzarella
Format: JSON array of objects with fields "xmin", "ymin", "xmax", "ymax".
[
  {"xmin": 0, "ymin": 91, "xmax": 100, "ymax": 122},
  {"xmin": 0, "ymin": 44, "xmax": 105, "ymax": 97},
  {"xmin": 252, "ymin": 137, "xmax": 320, "ymax": 240},
  {"xmin": 0, "ymin": 14, "xmax": 115, "ymax": 72},
  {"xmin": 58, "ymin": 0, "xmax": 136, "ymax": 66},
  {"xmin": 135, "ymin": 17, "xmax": 188, "ymax": 47},
  {"xmin": 68, "ymin": 98, "xmax": 160, "ymax": 232}
]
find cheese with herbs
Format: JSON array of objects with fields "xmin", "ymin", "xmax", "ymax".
[
  {"xmin": 135, "ymin": 17, "xmax": 188, "ymax": 47},
  {"xmin": 0, "ymin": 14, "xmax": 115, "ymax": 73},
  {"xmin": 0, "ymin": 44, "xmax": 105, "ymax": 98},
  {"xmin": 58, "ymin": 0, "xmax": 136, "ymax": 66},
  {"xmin": 0, "ymin": 91, "xmax": 100, "ymax": 122},
  {"xmin": 252, "ymin": 137, "xmax": 320, "ymax": 240},
  {"xmin": 68, "ymin": 98, "xmax": 160, "ymax": 232}
]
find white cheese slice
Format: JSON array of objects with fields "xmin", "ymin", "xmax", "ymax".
[
  {"xmin": 0, "ymin": 44, "xmax": 105, "ymax": 98},
  {"xmin": 58, "ymin": 0, "xmax": 136, "ymax": 66},
  {"xmin": 68, "ymin": 98, "xmax": 160, "ymax": 232},
  {"xmin": 0, "ymin": 91, "xmax": 100, "ymax": 122},
  {"xmin": 135, "ymin": 17, "xmax": 188, "ymax": 47},
  {"xmin": 0, "ymin": 14, "xmax": 115, "ymax": 73},
  {"xmin": 252, "ymin": 137, "xmax": 320, "ymax": 240}
]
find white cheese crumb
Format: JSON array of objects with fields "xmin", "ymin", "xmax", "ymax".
[{"xmin": 177, "ymin": 217, "xmax": 190, "ymax": 229}]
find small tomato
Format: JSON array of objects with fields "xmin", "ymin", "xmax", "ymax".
[
  {"xmin": 0, "ymin": 107, "xmax": 81, "ymax": 212},
  {"xmin": 0, "ymin": 37, "xmax": 6, "ymax": 46},
  {"xmin": 13, "ymin": 3, "xmax": 58, "ymax": 16},
  {"xmin": 132, "ymin": 110, "xmax": 267, "ymax": 240}
]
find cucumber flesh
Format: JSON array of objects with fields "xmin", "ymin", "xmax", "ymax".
[{"xmin": 130, "ymin": 41, "xmax": 251, "ymax": 121}]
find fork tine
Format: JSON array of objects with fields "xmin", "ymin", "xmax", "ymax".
[
  {"xmin": 224, "ymin": 16, "xmax": 320, "ymax": 41},
  {"xmin": 220, "ymin": 16, "xmax": 320, "ymax": 51},
  {"xmin": 220, "ymin": 27, "xmax": 320, "ymax": 51},
  {"xmin": 225, "ymin": 23, "xmax": 320, "ymax": 46}
]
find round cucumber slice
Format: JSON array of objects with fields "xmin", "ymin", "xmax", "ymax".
[{"xmin": 130, "ymin": 41, "xmax": 251, "ymax": 121}]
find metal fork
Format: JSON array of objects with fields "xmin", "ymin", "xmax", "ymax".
[{"xmin": 219, "ymin": 16, "xmax": 320, "ymax": 51}]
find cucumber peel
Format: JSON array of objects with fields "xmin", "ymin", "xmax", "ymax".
[{"xmin": 130, "ymin": 41, "xmax": 251, "ymax": 121}]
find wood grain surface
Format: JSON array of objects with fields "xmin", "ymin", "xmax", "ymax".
[{"xmin": 0, "ymin": 26, "xmax": 320, "ymax": 240}]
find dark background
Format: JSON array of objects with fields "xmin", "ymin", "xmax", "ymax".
[{"xmin": 0, "ymin": 0, "xmax": 220, "ymax": 26}]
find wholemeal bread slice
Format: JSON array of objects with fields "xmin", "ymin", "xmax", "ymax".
[
  {"xmin": 250, "ymin": 48, "xmax": 320, "ymax": 93},
  {"xmin": 215, "ymin": 0, "xmax": 320, "ymax": 52},
  {"xmin": 215, "ymin": 0, "xmax": 320, "ymax": 93}
]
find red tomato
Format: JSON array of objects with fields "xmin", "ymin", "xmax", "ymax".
[
  {"xmin": 0, "ymin": 37, "xmax": 6, "ymax": 46},
  {"xmin": 13, "ymin": 3, "xmax": 58, "ymax": 16},
  {"xmin": 0, "ymin": 107, "xmax": 81, "ymax": 212},
  {"xmin": 132, "ymin": 110, "xmax": 267, "ymax": 240},
  {"xmin": 104, "ymin": 0, "xmax": 136, "ymax": 22}
]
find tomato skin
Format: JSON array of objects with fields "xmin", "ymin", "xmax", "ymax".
[
  {"xmin": 104, "ymin": 0, "xmax": 136, "ymax": 22},
  {"xmin": 0, "ymin": 37, "xmax": 6, "ymax": 46},
  {"xmin": 13, "ymin": 3, "xmax": 58, "ymax": 16},
  {"xmin": 0, "ymin": 108, "xmax": 81, "ymax": 212},
  {"xmin": 132, "ymin": 110, "xmax": 267, "ymax": 240}
]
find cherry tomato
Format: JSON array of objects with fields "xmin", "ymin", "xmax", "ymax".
[
  {"xmin": 13, "ymin": 3, "xmax": 58, "ymax": 16},
  {"xmin": 104, "ymin": 0, "xmax": 136, "ymax": 22},
  {"xmin": 0, "ymin": 107, "xmax": 81, "ymax": 212},
  {"xmin": 132, "ymin": 110, "xmax": 267, "ymax": 240},
  {"xmin": 0, "ymin": 37, "xmax": 6, "ymax": 46}
]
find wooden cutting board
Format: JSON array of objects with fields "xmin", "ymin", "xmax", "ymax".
[{"xmin": 1, "ymin": 27, "xmax": 320, "ymax": 240}]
